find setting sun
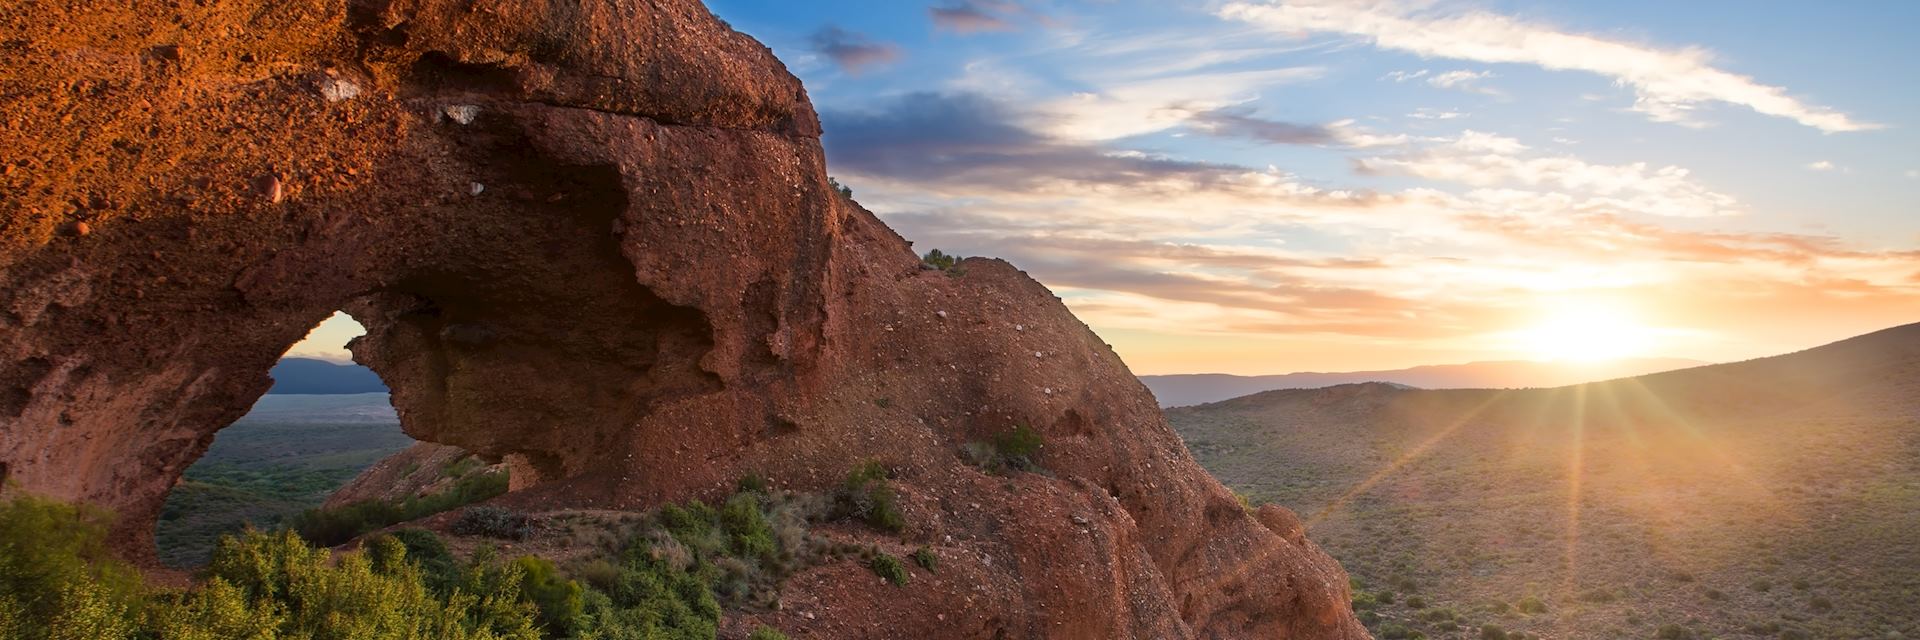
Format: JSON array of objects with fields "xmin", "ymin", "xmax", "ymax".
[{"xmin": 1513, "ymin": 305, "xmax": 1658, "ymax": 362}]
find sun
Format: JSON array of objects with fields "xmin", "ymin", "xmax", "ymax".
[{"xmin": 1513, "ymin": 304, "xmax": 1657, "ymax": 362}]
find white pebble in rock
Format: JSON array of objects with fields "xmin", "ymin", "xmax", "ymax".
[
  {"xmin": 318, "ymin": 77, "xmax": 361, "ymax": 102},
  {"xmin": 442, "ymin": 104, "xmax": 481, "ymax": 125},
  {"xmin": 469, "ymin": 182, "xmax": 485, "ymax": 196},
  {"xmin": 936, "ymin": 310, "xmax": 948, "ymax": 319}
]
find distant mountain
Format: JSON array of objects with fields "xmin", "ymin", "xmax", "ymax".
[
  {"xmin": 267, "ymin": 358, "xmax": 388, "ymax": 394},
  {"xmin": 1167, "ymin": 322, "xmax": 1920, "ymax": 640},
  {"xmin": 1139, "ymin": 357, "xmax": 1706, "ymax": 407}
]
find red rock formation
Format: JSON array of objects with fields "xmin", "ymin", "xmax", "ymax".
[{"xmin": 0, "ymin": 1, "xmax": 1367, "ymax": 637}]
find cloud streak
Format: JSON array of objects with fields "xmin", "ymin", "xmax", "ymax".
[
  {"xmin": 1221, "ymin": 0, "xmax": 1878, "ymax": 132},
  {"xmin": 930, "ymin": 1, "xmax": 1026, "ymax": 33},
  {"xmin": 809, "ymin": 26, "xmax": 901, "ymax": 73}
]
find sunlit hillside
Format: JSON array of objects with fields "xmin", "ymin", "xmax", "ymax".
[{"xmin": 1170, "ymin": 323, "xmax": 1920, "ymax": 640}]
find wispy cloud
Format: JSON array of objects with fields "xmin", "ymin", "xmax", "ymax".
[
  {"xmin": 1356, "ymin": 131, "xmax": 1742, "ymax": 217},
  {"xmin": 1221, "ymin": 0, "xmax": 1879, "ymax": 132},
  {"xmin": 809, "ymin": 26, "xmax": 901, "ymax": 74},
  {"xmin": 1805, "ymin": 160, "xmax": 1840, "ymax": 172},
  {"xmin": 930, "ymin": 1, "xmax": 1034, "ymax": 33},
  {"xmin": 1428, "ymin": 69, "xmax": 1498, "ymax": 94}
]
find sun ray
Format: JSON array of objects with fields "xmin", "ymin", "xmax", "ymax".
[{"xmin": 1305, "ymin": 391, "xmax": 1509, "ymax": 528}]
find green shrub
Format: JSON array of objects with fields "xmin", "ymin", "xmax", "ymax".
[
  {"xmin": 836, "ymin": 461, "xmax": 905, "ymax": 533},
  {"xmin": 750, "ymin": 626, "xmax": 790, "ymax": 640},
  {"xmin": 1516, "ymin": 595, "xmax": 1548, "ymax": 614},
  {"xmin": 1752, "ymin": 579, "xmax": 1773, "ymax": 592},
  {"xmin": 452, "ymin": 505, "xmax": 535, "ymax": 540},
  {"xmin": 869, "ymin": 553, "xmax": 909, "ymax": 586},
  {"xmin": 1378, "ymin": 590, "xmax": 1396, "ymax": 605},
  {"xmin": 380, "ymin": 528, "xmax": 460, "ymax": 592},
  {"xmin": 1480, "ymin": 624, "xmax": 1508, "ymax": 640},
  {"xmin": 1405, "ymin": 595, "xmax": 1427, "ymax": 609},
  {"xmin": 911, "ymin": 546, "xmax": 938, "ymax": 572},
  {"xmin": 828, "ymin": 177, "xmax": 853, "ymax": 199},
  {"xmin": 291, "ymin": 470, "xmax": 508, "ymax": 546},
  {"xmin": 963, "ymin": 426, "xmax": 1047, "ymax": 474},
  {"xmin": 921, "ymin": 249, "xmax": 962, "ymax": 272},
  {"xmin": 515, "ymin": 555, "xmax": 584, "ymax": 636},
  {"xmin": 1379, "ymin": 622, "xmax": 1426, "ymax": 639},
  {"xmin": 1809, "ymin": 595, "xmax": 1833, "ymax": 612},
  {"xmin": 0, "ymin": 493, "xmax": 143, "ymax": 640}
]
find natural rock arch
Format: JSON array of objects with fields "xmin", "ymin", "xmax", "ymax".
[{"xmin": 0, "ymin": 1, "xmax": 1368, "ymax": 637}]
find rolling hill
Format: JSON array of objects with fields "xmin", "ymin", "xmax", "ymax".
[
  {"xmin": 267, "ymin": 357, "xmax": 388, "ymax": 394},
  {"xmin": 1140, "ymin": 357, "xmax": 1705, "ymax": 407},
  {"xmin": 1168, "ymin": 322, "xmax": 1920, "ymax": 640}
]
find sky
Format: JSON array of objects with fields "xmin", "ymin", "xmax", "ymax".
[{"xmin": 291, "ymin": 1, "xmax": 1920, "ymax": 376}]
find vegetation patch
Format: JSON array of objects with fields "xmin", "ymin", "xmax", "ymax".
[
  {"xmin": 920, "ymin": 248, "xmax": 965, "ymax": 275},
  {"xmin": 835, "ymin": 460, "xmax": 906, "ymax": 533},
  {"xmin": 290, "ymin": 465, "xmax": 508, "ymax": 547},
  {"xmin": 962, "ymin": 425, "xmax": 1046, "ymax": 474}
]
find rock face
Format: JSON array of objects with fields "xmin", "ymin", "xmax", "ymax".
[{"xmin": 0, "ymin": 1, "xmax": 1367, "ymax": 637}]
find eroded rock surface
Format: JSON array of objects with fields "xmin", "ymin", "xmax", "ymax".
[{"xmin": 0, "ymin": 1, "xmax": 1367, "ymax": 637}]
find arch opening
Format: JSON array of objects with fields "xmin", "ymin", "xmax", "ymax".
[{"xmin": 135, "ymin": 153, "xmax": 725, "ymax": 564}]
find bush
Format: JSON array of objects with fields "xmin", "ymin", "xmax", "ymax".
[
  {"xmin": 0, "ymin": 493, "xmax": 144, "ymax": 640},
  {"xmin": 452, "ymin": 505, "xmax": 536, "ymax": 540},
  {"xmin": 750, "ymin": 626, "xmax": 790, "ymax": 640},
  {"xmin": 827, "ymin": 177, "xmax": 853, "ymax": 199},
  {"xmin": 1809, "ymin": 595, "xmax": 1833, "ymax": 612},
  {"xmin": 963, "ymin": 426, "xmax": 1047, "ymax": 474},
  {"xmin": 869, "ymin": 553, "xmax": 909, "ymax": 586},
  {"xmin": 1516, "ymin": 595, "xmax": 1548, "ymax": 614},
  {"xmin": 1752, "ymin": 579, "xmax": 1773, "ymax": 592},
  {"xmin": 911, "ymin": 546, "xmax": 938, "ymax": 572},
  {"xmin": 1481, "ymin": 624, "xmax": 1509, "ymax": 640},
  {"xmin": 1379, "ymin": 622, "xmax": 1426, "ymax": 639},
  {"xmin": 515, "ymin": 555, "xmax": 584, "ymax": 636},
  {"xmin": 1406, "ymin": 595, "xmax": 1427, "ymax": 609},
  {"xmin": 291, "ymin": 469, "xmax": 508, "ymax": 546},
  {"xmin": 836, "ymin": 461, "xmax": 905, "ymax": 533},
  {"xmin": 921, "ymin": 249, "xmax": 962, "ymax": 272}
]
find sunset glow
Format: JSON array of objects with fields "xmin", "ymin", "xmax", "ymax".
[
  {"xmin": 696, "ymin": 0, "xmax": 1920, "ymax": 375},
  {"xmin": 1511, "ymin": 304, "xmax": 1659, "ymax": 363}
]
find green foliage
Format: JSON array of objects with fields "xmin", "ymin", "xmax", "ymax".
[
  {"xmin": 749, "ymin": 626, "xmax": 790, "ymax": 640},
  {"xmin": 0, "ymin": 493, "xmax": 143, "ymax": 640},
  {"xmin": 917, "ymin": 246, "xmax": 960, "ymax": 269},
  {"xmin": 736, "ymin": 474, "xmax": 769, "ymax": 495},
  {"xmin": 911, "ymin": 546, "xmax": 938, "ymax": 572},
  {"xmin": 193, "ymin": 529, "xmax": 541, "ymax": 639},
  {"xmin": 869, "ymin": 552, "xmax": 909, "ymax": 586},
  {"xmin": 290, "ymin": 469, "xmax": 509, "ymax": 547},
  {"xmin": 514, "ymin": 556, "xmax": 584, "ymax": 636},
  {"xmin": 383, "ymin": 528, "xmax": 460, "ymax": 592},
  {"xmin": 1379, "ymin": 622, "xmax": 1426, "ymax": 640},
  {"xmin": 962, "ymin": 426, "xmax": 1046, "ymax": 474},
  {"xmin": 0, "ymin": 492, "xmax": 544, "ymax": 640},
  {"xmin": 452, "ymin": 505, "xmax": 536, "ymax": 540},
  {"xmin": 1516, "ymin": 595, "xmax": 1548, "ymax": 614},
  {"xmin": 827, "ymin": 177, "xmax": 853, "ymax": 199},
  {"xmin": 836, "ymin": 461, "xmax": 906, "ymax": 533},
  {"xmin": 1479, "ymin": 624, "xmax": 1508, "ymax": 640}
]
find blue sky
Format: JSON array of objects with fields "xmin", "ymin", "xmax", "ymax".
[
  {"xmin": 294, "ymin": 1, "xmax": 1920, "ymax": 375},
  {"xmin": 691, "ymin": 0, "xmax": 1920, "ymax": 374}
]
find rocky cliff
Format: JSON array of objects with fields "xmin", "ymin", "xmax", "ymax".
[{"xmin": 0, "ymin": 1, "xmax": 1366, "ymax": 637}]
